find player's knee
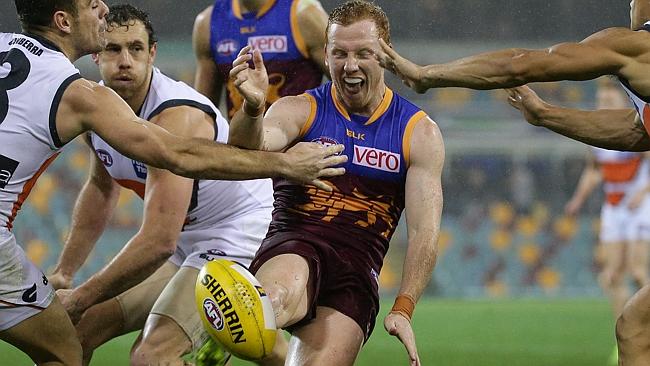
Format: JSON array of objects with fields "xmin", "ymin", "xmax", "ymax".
[{"xmin": 264, "ymin": 283, "xmax": 290, "ymax": 317}]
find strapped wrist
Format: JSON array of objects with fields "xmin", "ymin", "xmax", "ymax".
[{"xmin": 391, "ymin": 293, "xmax": 416, "ymax": 321}]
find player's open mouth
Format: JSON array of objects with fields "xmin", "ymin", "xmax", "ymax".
[{"xmin": 343, "ymin": 77, "xmax": 364, "ymax": 93}]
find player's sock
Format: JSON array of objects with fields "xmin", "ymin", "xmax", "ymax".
[{"xmin": 194, "ymin": 338, "xmax": 231, "ymax": 366}]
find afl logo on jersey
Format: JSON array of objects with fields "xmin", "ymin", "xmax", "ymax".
[
  {"xmin": 216, "ymin": 39, "xmax": 239, "ymax": 57},
  {"xmin": 96, "ymin": 149, "xmax": 113, "ymax": 167}
]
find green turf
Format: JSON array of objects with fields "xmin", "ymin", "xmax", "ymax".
[{"xmin": 2, "ymin": 298, "xmax": 614, "ymax": 366}]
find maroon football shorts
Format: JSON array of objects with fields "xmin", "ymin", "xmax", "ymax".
[{"xmin": 249, "ymin": 231, "xmax": 380, "ymax": 341}]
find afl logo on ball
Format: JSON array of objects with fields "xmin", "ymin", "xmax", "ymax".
[
  {"xmin": 96, "ymin": 149, "xmax": 113, "ymax": 167},
  {"xmin": 203, "ymin": 298, "xmax": 224, "ymax": 331},
  {"xmin": 216, "ymin": 39, "xmax": 238, "ymax": 57}
]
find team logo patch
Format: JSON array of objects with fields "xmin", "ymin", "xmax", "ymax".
[
  {"xmin": 311, "ymin": 136, "xmax": 340, "ymax": 149},
  {"xmin": 353, "ymin": 145, "xmax": 400, "ymax": 173},
  {"xmin": 96, "ymin": 149, "xmax": 113, "ymax": 167},
  {"xmin": 248, "ymin": 35, "xmax": 288, "ymax": 53},
  {"xmin": 203, "ymin": 298, "xmax": 225, "ymax": 331},
  {"xmin": 21, "ymin": 283, "xmax": 37, "ymax": 303},
  {"xmin": 131, "ymin": 160, "xmax": 147, "ymax": 179},
  {"xmin": 0, "ymin": 154, "xmax": 18, "ymax": 189},
  {"xmin": 216, "ymin": 39, "xmax": 239, "ymax": 57}
]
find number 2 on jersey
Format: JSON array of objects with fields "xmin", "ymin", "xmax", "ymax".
[{"xmin": 0, "ymin": 49, "xmax": 31, "ymax": 125}]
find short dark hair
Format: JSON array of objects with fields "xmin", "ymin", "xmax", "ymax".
[
  {"xmin": 14, "ymin": 0, "xmax": 78, "ymax": 30},
  {"xmin": 327, "ymin": 1, "xmax": 390, "ymax": 44},
  {"xmin": 106, "ymin": 4, "xmax": 157, "ymax": 48}
]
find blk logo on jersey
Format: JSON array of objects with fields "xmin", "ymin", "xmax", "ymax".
[
  {"xmin": 132, "ymin": 160, "xmax": 147, "ymax": 179},
  {"xmin": 353, "ymin": 145, "xmax": 400, "ymax": 173},
  {"xmin": 216, "ymin": 39, "xmax": 238, "ymax": 57},
  {"xmin": 0, "ymin": 154, "xmax": 19, "ymax": 189},
  {"xmin": 96, "ymin": 149, "xmax": 113, "ymax": 167},
  {"xmin": 248, "ymin": 35, "xmax": 288, "ymax": 53}
]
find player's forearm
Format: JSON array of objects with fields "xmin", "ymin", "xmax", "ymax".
[
  {"xmin": 74, "ymin": 233, "xmax": 175, "ymax": 307},
  {"xmin": 53, "ymin": 182, "xmax": 117, "ymax": 278},
  {"xmin": 422, "ymin": 49, "xmax": 537, "ymax": 90},
  {"xmin": 570, "ymin": 169, "xmax": 601, "ymax": 204},
  {"xmin": 397, "ymin": 233, "xmax": 438, "ymax": 303},
  {"xmin": 228, "ymin": 106, "xmax": 265, "ymax": 150},
  {"xmin": 169, "ymin": 138, "xmax": 287, "ymax": 179},
  {"xmin": 533, "ymin": 106, "xmax": 650, "ymax": 151}
]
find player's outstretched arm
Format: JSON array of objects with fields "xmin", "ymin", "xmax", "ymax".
[
  {"xmin": 56, "ymin": 79, "xmax": 346, "ymax": 190},
  {"xmin": 378, "ymin": 28, "xmax": 633, "ymax": 91},
  {"xmin": 50, "ymin": 137, "xmax": 120, "ymax": 290},
  {"xmin": 564, "ymin": 152, "xmax": 601, "ymax": 216},
  {"xmin": 507, "ymin": 86, "xmax": 650, "ymax": 151},
  {"xmin": 385, "ymin": 115, "xmax": 444, "ymax": 366},
  {"xmin": 63, "ymin": 106, "xmax": 209, "ymax": 320},
  {"xmin": 193, "ymin": 6, "xmax": 224, "ymax": 105}
]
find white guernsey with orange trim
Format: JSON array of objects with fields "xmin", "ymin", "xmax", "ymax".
[
  {"xmin": 593, "ymin": 147, "xmax": 650, "ymax": 243},
  {"xmin": 89, "ymin": 68, "xmax": 274, "ymax": 268},
  {"xmin": 0, "ymin": 32, "xmax": 81, "ymax": 329}
]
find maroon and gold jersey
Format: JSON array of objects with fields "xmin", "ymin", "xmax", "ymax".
[
  {"xmin": 210, "ymin": 0, "xmax": 323, "ymax": 118},
  {"xmin": 267, "ymin": 82, "xmax": 427, "ymax": 270}
]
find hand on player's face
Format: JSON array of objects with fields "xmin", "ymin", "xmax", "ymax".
[
  {"xmin": 384, "ymin": 312, "xmax": 421, "ymax": 366},
  {"xmin": 376, "ymin": 39, "xmax": 428, "ymax": 94},
  {"xmin": 283, "ymin": 142, "xmax": 347, "ymax": 191},
  {"xmin": 506, "ymin": 86, "xmax": 546, "ymax": 126},
  {"xmin": 230, "ymin": 46, "xmax": 269, "ymax": 110}
]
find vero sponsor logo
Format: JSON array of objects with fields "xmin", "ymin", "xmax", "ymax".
[
  {"xmin": 248, "ymin": 35, "xmax": 287, "ymax": 53},
  {"xmin": 353, "ymin": 145, "xmax": 400, "ymax": 173}
]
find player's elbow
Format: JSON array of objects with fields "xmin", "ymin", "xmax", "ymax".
[{"xmin": 506, "ymin": 49, "xmax": 539, "ymax": 85}]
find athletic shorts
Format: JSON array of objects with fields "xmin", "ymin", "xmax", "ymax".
[
  {"xmin": 601, "ymin": 197, "xmax": 650, "ymax": 243},
  {"xmin": 249, "ymin": 231, "xmax": 380, "ymax": 342},
  {"xmin": 169, "ymin": 210, "xmax": 269, "ymax": 269},
  {"xmin": 116, "ymin": 212, "xmax": 265, "ymax": 350},
  {"xmin": 0, "ymin": 229, "xmax": 55, "ymax": 331}
]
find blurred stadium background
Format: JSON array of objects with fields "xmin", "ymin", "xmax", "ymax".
[{"xmin": 0, "ymin": 0, "xmax": 632, "ymax": 364}]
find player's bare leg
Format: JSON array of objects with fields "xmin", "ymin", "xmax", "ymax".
[
  {"xmin": 255, "ymin": 254, "xmax": 311, "ymax": 328},
  {"xmin": 75, "ymin": 298, "xmax": 129, "ymax": 365},
  {"xmin": 627, "ymin": 241, "xmax": 650, "ymax": 288},
  {"xmin": 77, "ymin": 262, "xmax": 177, "ymax": 365},
  {"xmin": 599, "ymin": 242, "xmax": 628, "ymax": 317},
  {"xmin": 617, "ymin": 285, "xmax": 650, "ymax": 365},
  {"xmin": 0, "ymin": 297, "xmax": 82, "ymax": 366},
  {"xmin": 286, "ymin": 306, "xmax": 364, "ymax": 366}
]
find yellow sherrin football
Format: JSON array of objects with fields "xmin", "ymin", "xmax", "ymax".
[{"xmin": 195, "ymin": 259, "xmax": 277, "ymax": 360}]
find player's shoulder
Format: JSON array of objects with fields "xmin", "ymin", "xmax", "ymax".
[
  {"xmin": 296, "ymin": 0, "xmax": 326, "ymax": 13},
  {"xmin": 62, "ymin": 79, "xmax": 116, "ymax": 112},
  {"xmin": 0, "ymin": 32, "xmax": 13, "ymax": 46},
  {"xmin": 194, "ymin": 5, "xmax": 214, "ymax": 29}
]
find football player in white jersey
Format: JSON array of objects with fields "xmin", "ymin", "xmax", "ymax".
[
  {"xmin": 48, "ymin": 5, "xmax": 287, "ymax": 365},
  {"xmin": 563, "ymin": 80, "xmax": 650, "ymax": 364},
  {"xmin": 376, "ymin": 1, "xmax": 650, "ymax": 364},
  {"xmin": 2, "ymin": 0, "xmax": 345, "ymax": 365}
]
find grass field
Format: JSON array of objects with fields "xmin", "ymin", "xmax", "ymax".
[{"xmin": 2, "ymin": 298, "xmax": 615, "ymax": 366}]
